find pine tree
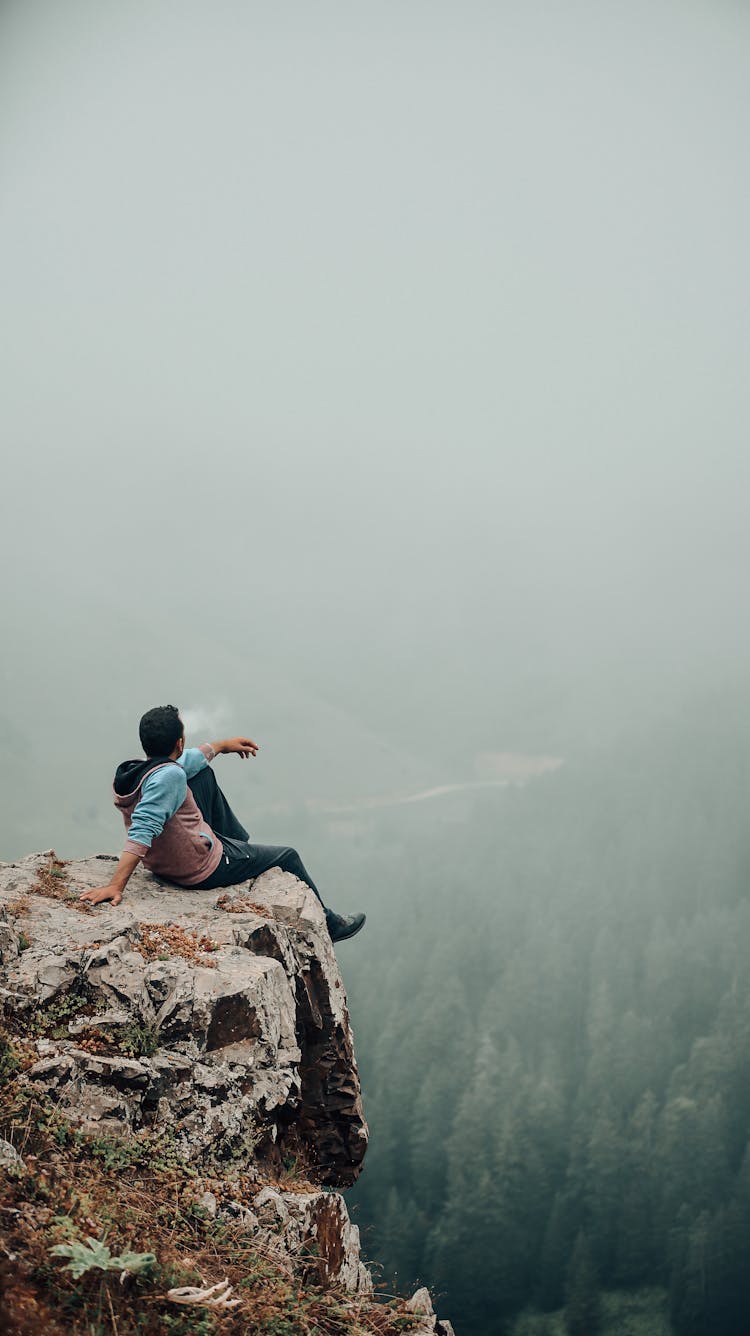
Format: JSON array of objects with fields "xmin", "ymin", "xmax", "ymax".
[{"xmin": 564, "ymin": 1232, "xmax": 601, "ymax": 1336}]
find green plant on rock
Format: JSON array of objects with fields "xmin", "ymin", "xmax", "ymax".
[
  {"xmin": 50, "ymin": 1213, "xmax": 79, "ymax": 1239},
  {"xmin": 150, "ymin": 1128, "xmax": 195, "ymax": 1174},
  {"xmin": 210, "ymin": 1118, "xmax": 261, "ymax": 1167},
  {"xmin": 85, "ymin": 1135, "xmax": 143, "ymax": 1172},
  {"xmin": 158, "ymin": 1312, "xmax": 215, "ymax": 1336},
  {"xmin": 27, "ymin": 975, "xmax": 98, "ymax": 1037},
  {"xmin": 115, "ymin": 1018, "xmax": 161, "ymax": 1057},
  {"xmin": 84, "ymin": 1126, "xmax": 194, "ymax": 1177},
  {"xmin": 0, "ymin": 1030, "xmax": 20, "ymax": 1085},
  {"xmin": 49, "ymin": 1236, "xmax": 156, "ymax": 1279}
]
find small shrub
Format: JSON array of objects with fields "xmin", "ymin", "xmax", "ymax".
[
  {"xmin": 115, "ymin": 1019, "xmax": 161, "ymax": 1058},
  {"xmin": 27, "ymin": 976, "xmax": 98, "ymax": 1038},
  {"xmin": 0, "ymin": 1030, "xmax": 20, "ymax": 1085},
  {"xmin": 50, "ymin": 1236, "xmax": 156, "ymax": 1279},
  {"xmin": 136, "ymin": 922, "xmax": 219, "ymax": 968},
  {"xmin": 5, "ymin": 896, "xmax": 31, "ymax": 917},
  {"xmin": 30, "ymin": 854, "xmax": 91, "ymax": 913}
]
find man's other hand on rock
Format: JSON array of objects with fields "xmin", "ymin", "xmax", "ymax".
[
  {"xmin": 79, "ymin": 851, "xmax": 139, "ymax": 906},
  {"xmin": 79, "ymin": 884, "xmax": 123, "ymax": 906}
]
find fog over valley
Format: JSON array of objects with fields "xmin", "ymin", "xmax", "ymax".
[{"xmin": 2, "ymin": 2, "xmax": 750, "ymax": 1333}]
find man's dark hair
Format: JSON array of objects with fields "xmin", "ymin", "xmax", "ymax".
[{"xmin": 139, "ymin": 705, "xmax": 184, "ymax": 757}]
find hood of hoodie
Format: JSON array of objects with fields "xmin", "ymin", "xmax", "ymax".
[{"xmin": 113, "ymin": 757, "xmax": 178, "ymax": 798}]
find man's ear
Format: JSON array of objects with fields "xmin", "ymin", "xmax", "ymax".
[{"xmin": 177, "ymin": 734, "xmax": 185, "ymax": 756}]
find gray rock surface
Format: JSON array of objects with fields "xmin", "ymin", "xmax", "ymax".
[
  {"xmin": 252, "ymin": 1185, "xmax": 373, "ymax": 1294},
  {"xmin": 1, "ymin": 851, "xmax": 456, "ymax": 1328},
  {"xmin": 406, "ymin": 1286, "xmax": 457, "ymax": 1335},
  {"xmin": 0, "ymin": 1137, "xmax": 23, "ymax": 1169},
  {"xmin": 0, "ymin": 852, "xmax": 367, "ymax": 1186}
]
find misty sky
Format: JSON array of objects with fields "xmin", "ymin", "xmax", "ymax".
[{"xmin": 2, "ymin": 0, "xmax": 750, "ymax": 828}]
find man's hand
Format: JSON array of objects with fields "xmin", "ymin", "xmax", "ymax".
[
  {"xmin": 78, "ymin": 851, "xmax": 139, "ymax": 907},
  {"xmin": 79, "ymin": 884, "xmax": 123, "ymax": 906},
  {"xmin": 213, "ymin": 737, "xmax": 258, "ymax": 759}
]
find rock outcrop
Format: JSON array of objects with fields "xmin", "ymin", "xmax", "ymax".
[
  {"xmin": 0, "ymin": 852, "xmax": 366, "ymax": 1186},
  {"xmin": 0, "ymin": 851, "xmax": 456, "ymax": 1335}
]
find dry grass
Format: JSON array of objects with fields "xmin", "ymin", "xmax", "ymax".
[
  {"xmin": 135, "ymin": 923, "xmax": 220, "ymax": 968},
  {"xmin": 216, "ymin": 894, "xmax": 271, "ymax": 918},
  {"xmin": 4, "ymin": 898, "xmax": 31, "ymax": 918},
  {"xmin": 0, "ymin": 1030, "xmax": 421, "ymax": 1336},
  {"xmin": 66, "ymin": 1025, "xmax": 120, "ymax": 1056},
  {"xmin": 29, "ymin": 854, "xmax": 92, "ymax": 915}
]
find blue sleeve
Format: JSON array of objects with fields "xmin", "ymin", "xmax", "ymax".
[
  {"xmin": 178, "ymin": 747, "xmax": 210, "ymax": 780},
  {"xmin": 128, "ymin": 766, "xmax": 188, "ymax": 849}
]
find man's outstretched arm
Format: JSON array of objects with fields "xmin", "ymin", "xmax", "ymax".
[
  {"xmin": 210, "ymin": 737, "xmax": 258, "ymax": 759},
  {"xmin": 79, "ymin": 851, "xmax": 140, "ymax": 906}
]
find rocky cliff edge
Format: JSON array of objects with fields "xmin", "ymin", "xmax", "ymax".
[{"xmin": 0, "ymin": 852, "xmax": 455, "ymax": 1336}]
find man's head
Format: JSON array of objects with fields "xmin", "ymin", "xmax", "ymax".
[{"xmin": 139, "ymin": 705, "xmax": 184, "ymax": 758}]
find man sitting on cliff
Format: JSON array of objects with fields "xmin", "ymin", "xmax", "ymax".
[{"xmin": 78, "ymin": 704, "xmax": 366, "ymax": 943}]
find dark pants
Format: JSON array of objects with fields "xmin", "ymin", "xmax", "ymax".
[{"xmin": 186, "ymin": 767, "xmax": 324, "ymax": 905}]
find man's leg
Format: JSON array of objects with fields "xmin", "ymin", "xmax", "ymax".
[
  {"xmin": 194, "ymin": 836, "xmax": 365, "ymax": 942},
  {"xmin": 188, "ymin": 766, "xmax": 249, "ymax": 841},
  {"xmin": 196, "ymin": 837, "xmax": 321, "ymax": 898}
]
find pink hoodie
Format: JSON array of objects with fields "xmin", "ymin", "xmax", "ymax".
[{"xmin": 114, "ymin": 752, "xmax": 224, "ymax": 886}]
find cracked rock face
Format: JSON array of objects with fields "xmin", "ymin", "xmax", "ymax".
[
  {"xmin": 0, "ymin": 853, "xmax": 368, "ymax": 1188},
  {"xmin": 405, "ymin": 1288, "xmax": 457, "ymax": 1336},
  {"xmin": 252, "ymin": 1186, "xmax": 373, "ymax": 1295}
]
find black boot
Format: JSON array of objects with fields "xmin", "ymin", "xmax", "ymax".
[{"xmin": 325, "ymin": 909, "xmax": 366, "ymax": 943}]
